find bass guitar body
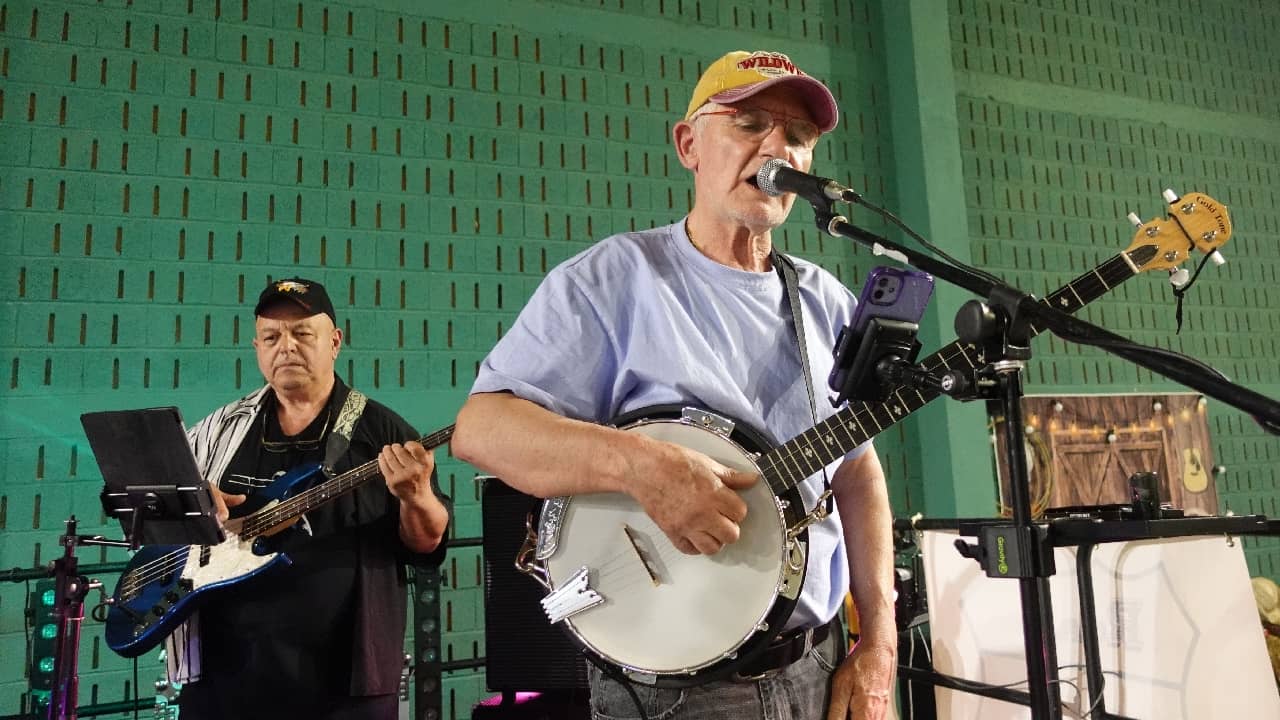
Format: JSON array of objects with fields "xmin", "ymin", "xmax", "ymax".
[
  {"xmin": 104, "ymin": 462, "xmax": 324, "ymax": 657},
  {"xmin": 104, "ymin": 423, "xmax": 457, "ymax": 659}
]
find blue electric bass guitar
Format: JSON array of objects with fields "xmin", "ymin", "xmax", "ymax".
[{"xmin": 104, "ymin": 424, "xmax": 454, "ymax": 658}]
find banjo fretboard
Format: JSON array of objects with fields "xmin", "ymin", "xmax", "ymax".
[{"xmin": 755, "ymin": 245, "xmax": 1156, "ymax": 494}]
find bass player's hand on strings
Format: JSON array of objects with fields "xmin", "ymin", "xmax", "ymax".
[{"xmin": 209, "ymin": 486, "xmax": 246, "ymax": 524}]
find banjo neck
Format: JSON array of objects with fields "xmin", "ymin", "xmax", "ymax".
[{"xmin": 756, "ymin": 249, "xmax": 1145, "ymax": 495}]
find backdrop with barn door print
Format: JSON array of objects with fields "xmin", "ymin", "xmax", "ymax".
[{"xmin": 992, "ymin": 394, "xmax": 1220, "ymax": 518}]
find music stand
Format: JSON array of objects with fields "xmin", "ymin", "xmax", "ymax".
[
  {"xmin": 83, "ymin": 406, "xmax": 223, "ymax": 548},
  {"xmin": 37, "ymin": 407, "xmax": 222, "ymax": 720}
]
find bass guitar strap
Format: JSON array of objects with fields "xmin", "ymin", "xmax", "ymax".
[
  {"xmin": 772, "ymin": 251, "xmax": 834, "ymax": 516},
  {"xmin": 324, "ymin": 387, "xmax": 368, "ymax": 475}
]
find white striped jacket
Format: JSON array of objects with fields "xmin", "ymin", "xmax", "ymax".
[{"xmin": 164, "ymin": 385, "xmax": 271, "ymax": 684}]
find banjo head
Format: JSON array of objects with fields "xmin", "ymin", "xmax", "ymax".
[{"xmin": 541, "ymin": 416, "xmax": 803, "ymax": 683}]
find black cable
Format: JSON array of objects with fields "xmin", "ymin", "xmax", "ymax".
[
  {"xmin": 1065, "ymin": 333, "xmax": 1231, "ymax": 382},
  {"xmin": 842, "ymin": 192, "xmax": 1262, "ymax": 432},
  {"xmin": 23, "ymin": 579, "xmax": 34, "ymax": 700},
  {"xmin": 1055, "ymin": 664, "xmax": 1125, "ymax": 719},
  {"xmin": 1046, "ymin": 317, "xmax": 1234, "ymax": 393},
  {"xmin": 618, "ymin": 679, "xmax": 649, "ymax": 720},
  {"xmin": 853, "ymin": 197, "xmax": 1009, "ymax": 289},
  {"xmin": 1080, "ymin": 334, "xmax": 1280, "ymax": 435},
  {"xmin": 132, "ymin": 657, "xmax": 140, "ymax": 720},
  {"xmin": 597, "ymin": 660, "xmax": 650, "ymax": 720},
  {"xmin": 1171, "ymin": 249, "xmax": 1217, "ymax": 334},
  {"xmin": 850, "ymin": 195, "xmax": 1242, "ymax": 403}
]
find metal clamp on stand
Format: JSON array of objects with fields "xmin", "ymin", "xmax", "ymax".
[
  {"xmin": 828, "ymin": 317, "xmax": 923, "ymax": 405},
  {"xmin": 874, "ymin": 349, "xmax": 980, "ymax": 400},
  {"xmin": 954, "ymin": 523, "xmax": 1056, "ymax": 579}
]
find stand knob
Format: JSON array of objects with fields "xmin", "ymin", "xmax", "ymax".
[
  {"xmin": 939, "ymin": 370, "xmax": 971, "ymax": 396},
  {"xmin": 953, "ymin": 538, "xmax": 984, "ymax": 561},
  {"xmin": 954, "ymin": 299, "xmax": 1001, "ymax": 345}
]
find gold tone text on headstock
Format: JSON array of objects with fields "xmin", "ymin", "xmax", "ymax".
[{"xmin": 1122, "ymin": 189, "xmax": 1231, "ymax": 276}]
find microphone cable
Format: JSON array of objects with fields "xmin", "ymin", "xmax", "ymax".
[{"xmin": 841, "ymin": 192, "xmax": 1008, "ymax": 290}]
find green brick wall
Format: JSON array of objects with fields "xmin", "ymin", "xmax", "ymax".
[
  {"xmin": 0, "ymin": 1, "xmax": 894, "ymax": 717},
  {"xmin": 944, "ymin": 0, "xmax": 1280, "ymax": 577},
  {"xmin": 1, "ymin": 0, "xmax": 1278, "ymax": 717}
]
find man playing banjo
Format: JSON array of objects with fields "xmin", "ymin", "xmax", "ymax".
[{"xmin": 453, "ymin": 50, "xmax": 896, "ymax": 719}]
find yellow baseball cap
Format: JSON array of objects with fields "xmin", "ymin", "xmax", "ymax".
[
  {"xmin": 685, "ymin": 50, "xmax": 839, "ymax": 132},
  {"xmin": 1255, "ymin": 577, "xmax": 1280, "ymax": 626}
]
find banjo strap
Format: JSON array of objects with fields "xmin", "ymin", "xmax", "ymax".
[{"xmin": 773, "ymin": 250, "xmax": 835, "ymax": 516}]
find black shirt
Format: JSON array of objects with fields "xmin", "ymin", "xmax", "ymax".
[{"xmin": 178, "ymin": 377, "xmax": 449, "ymax": 719}]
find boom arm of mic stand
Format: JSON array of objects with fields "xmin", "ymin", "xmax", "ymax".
[
  {"xmin": 817, "ymin": 212, "xmax": 1280, "ymax": 430},
  {"xmin": 819, "ymin": 212, "xmax": 996, "ymax": 297}
]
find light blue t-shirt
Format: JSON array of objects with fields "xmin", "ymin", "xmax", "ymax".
[{"xmin": 471, "ymin": 219, "xmax": 871, "ymax": 630}]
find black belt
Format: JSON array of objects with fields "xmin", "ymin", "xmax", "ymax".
[{"xmin": 732, "ymin": 620, "xmax": 834, "ymax": 681}]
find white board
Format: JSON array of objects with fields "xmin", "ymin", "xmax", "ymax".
[{"xmin": 922, "ymin": 531, "xmax": 1280, "ymax": 719}]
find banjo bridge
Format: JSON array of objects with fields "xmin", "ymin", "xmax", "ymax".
[{"xmin": 541, "ymin": 566, "xmax": 605, "ymax": 623}]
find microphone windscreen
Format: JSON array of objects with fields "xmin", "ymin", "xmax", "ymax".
[{"xmin": 755, "ymin": 158, "xmax": 791, "ymax": 197}]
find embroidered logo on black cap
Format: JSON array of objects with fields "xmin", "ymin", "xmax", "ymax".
[{"xmin": 275, "ymin": 280, "xmax": 309, "ymax": 294}]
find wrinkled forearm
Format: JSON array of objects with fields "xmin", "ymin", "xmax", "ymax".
[
  {"xmin": 453, "ymin": 391, "xmax": 656, "ymax": 499},
  {"xmin": 834, "ymin": 449, "xmax": 897, "ymax": 649},
  {"xmin": 397, "ymin": 485, "xmax": 450, "ymax": 554}
]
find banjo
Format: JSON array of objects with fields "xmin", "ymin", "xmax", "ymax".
[{"xmin": 516, "ymin": 193, "xmax": 1231, "ymax": 686}]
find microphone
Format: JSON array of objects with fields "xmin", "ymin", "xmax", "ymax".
[{"xmin": 756, "ymin": 158, "xmax": 862, "ymax": 204}]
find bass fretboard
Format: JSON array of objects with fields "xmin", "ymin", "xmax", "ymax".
[{"xmin": 238, "ymin": 424, "xmax": 455, "ymax": 539}]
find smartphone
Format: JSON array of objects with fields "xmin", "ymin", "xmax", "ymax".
[
  {"xmin": 848, "ymin": 266, "xmax": 935, "ymax": 334},
  {"xmin": 828, "ymin": 266, "xmax": 935, "ymax": 401}
]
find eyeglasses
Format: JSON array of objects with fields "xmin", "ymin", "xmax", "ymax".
[
  {"xmin": 261, "ymin": 406, "xmax": 331, "ymax": 454},
  {"xmin": 692, "ymin": 106, "xmax": 822, "ymax": 149}
]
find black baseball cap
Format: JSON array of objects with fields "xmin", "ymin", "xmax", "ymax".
[{"xmin": 254, "ymin": 277, "xmax": 337, "ymax": 324}]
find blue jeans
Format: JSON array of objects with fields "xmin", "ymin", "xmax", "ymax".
[{"xmin": 588, "ymin": 630, "xmax": 840, "ymax": 720}]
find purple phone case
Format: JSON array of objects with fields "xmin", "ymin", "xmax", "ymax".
[{"xmin": 848, "ymin": 267, "xmax": 935, "ymax": 333}]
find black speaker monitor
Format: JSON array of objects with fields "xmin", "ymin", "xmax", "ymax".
[{"xmin": 480, "ymin": 477, "xmax": 589, "ymax": 691}]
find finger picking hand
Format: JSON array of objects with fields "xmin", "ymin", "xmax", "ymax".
[
  {"xmin": 719, "ymin": 468, "xmax": 758, "ymax": 490},
  {"xmin": 716, "ymin": 487, "xmax": 749, "ymax": 524},
  {"xmin": 691, "ymin": 531, "xmax": 725, "ymax": 555}
]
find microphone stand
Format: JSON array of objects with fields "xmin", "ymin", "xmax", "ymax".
[
  {"xmin": 47, "ymin": 517, "xmax": 131, "ymax": 720},
  {"xmin": 803, "ymin": 200, "xmax": 1280, "ymax": 720}
]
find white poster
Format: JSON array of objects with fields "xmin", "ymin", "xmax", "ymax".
[{"xmin": 922, "ymin": 531, "xmax": 1280, "ymax": 719}]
